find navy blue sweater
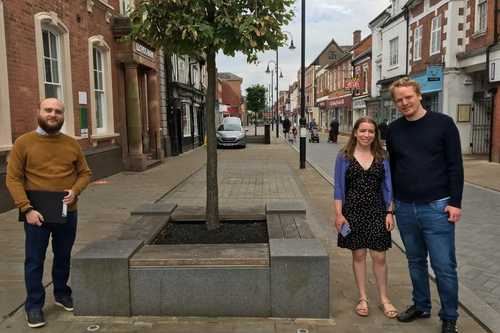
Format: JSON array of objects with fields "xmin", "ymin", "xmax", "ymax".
[{"xmin": 386, "ymin": 111, "xmax": 464, "ymax": 208}]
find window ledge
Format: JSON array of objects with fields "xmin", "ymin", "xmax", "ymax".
[
  {"xmin": 94, "ymin": 0, "xmax": 114, "ymax": 11},
  {"xmin": 387, "ymin": 65, "xmax": 399, "ymax": 71},
  {"xmin": 91, "ymin": 133, "xmax": 120, "ymax": 141},
  {"xmin": 0, "ymin": 144, "xmax": 12, "ymax": 152},
  {"xmin": 472, "ymin": 30, "xmax": 487, "ymax": 39}
]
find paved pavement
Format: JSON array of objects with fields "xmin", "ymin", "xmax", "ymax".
[
  {"xmin": 287, "ymin": 128, "xmax": 500, "ymax": 329},
  {"xmin": 0, "ymin": 126, "xmax": 492, "ymax": 332}
]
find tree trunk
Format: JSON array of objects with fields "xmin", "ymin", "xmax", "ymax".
[{"xmin": 205, "ymin": 50, "xmax": 219, "ymax": 230}]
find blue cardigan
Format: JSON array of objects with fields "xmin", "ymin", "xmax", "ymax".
[{"xmin": 334, "ymin": 152, "xmax": 393, "ymax": 210}]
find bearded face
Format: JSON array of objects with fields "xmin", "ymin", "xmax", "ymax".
[{"xmin": 37, "ymin": 98, "xmax": 65, "ymax": 134}]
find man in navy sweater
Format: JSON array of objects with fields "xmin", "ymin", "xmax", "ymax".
[{"xmin": 386, "ymin": 77, "xmax": 464, "ymax": 333}]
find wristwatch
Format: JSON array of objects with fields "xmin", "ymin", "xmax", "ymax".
[
  {"xmin": 24, "ymin": 208, "xmax": 33, "ymax": 214},
  {"xmin": 386, "ymin": 211, "xmax": 395, "ymax": 215}
]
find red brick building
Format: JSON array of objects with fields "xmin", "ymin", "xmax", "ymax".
[
  {"xmin": 407, "ymin": 0, "xmax": 499, "ymax": 161},
  {"xmin": 0, "ymin": 0, "xmax": 163, "ymax": 213},
  {"xmin": 218, "ymin": 72, "xmax": 243, "ymax": 120}
]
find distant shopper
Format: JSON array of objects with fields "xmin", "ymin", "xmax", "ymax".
[
  {"xmin": 334, "ymin": 116, "xmax": 396, "ymax": 319},
  {"xmin": 329, "ymin": 118, "xmax": 340, "ymax": 143},
  {"xmin": 292, "ymin": 125, "xmax": 298, "ymax": 141},
  {"xmin": 387, "ymin": 77, "xmax": 463, "ymax": 333},
  {"xmin": 282, "ymin": 117, "xmax": 291, "ymax": 140},
  {"xmin": 6, "ymin": 98, "xmax": 92, "ymax": 329},
  {"xmin": 309, "ymin": 118, "xmax": 317, "ymax": 131},
  {"xmin": 378, "ymin": 119, "xmax": 388, "ymax": 145}
]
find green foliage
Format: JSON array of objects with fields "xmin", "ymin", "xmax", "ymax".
[
  {"xmin": 245, "ymin": 84, "xmax": 266, "ymax": 113},
  {"xmin": 127, "ymin": 0, "xmax": 295, "ymax": 62}
]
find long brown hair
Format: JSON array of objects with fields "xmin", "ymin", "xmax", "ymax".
[{"xmin": 340, "ymin": 116, "xmax": 388, "ymax": 163}]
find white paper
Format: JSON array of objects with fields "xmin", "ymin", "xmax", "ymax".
[
  {"xmin": 78, "ymin": 92, "xmax": 87, "ymax": 105},
  {"xmin": 62, "ymin": 204, "xmax": 67, "ymax": 217},
  {"xmin": 300, "ymin": 128, "xmax": 307, "ymax": 137}
]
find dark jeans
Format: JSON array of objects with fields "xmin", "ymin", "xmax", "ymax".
[
  {"xmin": 24, "ymin": 210, "xmax": 77, "ymax": 312},
  {"xmin": 395, "ymin": 199, "xmax": 458, "ymax": 321}
]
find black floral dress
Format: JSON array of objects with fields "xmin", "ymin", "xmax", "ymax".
[{"xmin": 337, "ymin": 158, "xmax": 392, "ymax": 252}]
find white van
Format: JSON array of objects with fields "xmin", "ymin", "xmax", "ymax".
[{"xmin": 222, "ymin": 117, "xmax": 242, "ymax": 125}]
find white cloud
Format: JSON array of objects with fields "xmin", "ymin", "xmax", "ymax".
[{"xmin": 217, "ymin": 0, "xmax": 390, "ymax": 95}]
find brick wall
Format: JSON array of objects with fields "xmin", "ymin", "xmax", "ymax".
[
  {"xmin": 4, "ymin": 0, "xmax": 119, "ymax": 150},
  {"xmin": 221, "ymin": 80, "xmax": 241, "ymax": 109},
  {"xmin": 353, "ymin": 57, "xmax": 372, "ymax": 97},
  {"xmin": 410, "ymin": 3, "xmax": 449, "ymax": 75},
  {"xmin": 464, "ymin": 0, "xmax": 496, "ymax": 52}
]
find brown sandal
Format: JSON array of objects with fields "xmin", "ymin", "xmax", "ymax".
[
  {"xmin": 356, "ymin": 298, "xmax": 369, "ymax": 316},
  {"xmin": 380, "ymin": 301, "xmax": 397, "ymax": 318}
]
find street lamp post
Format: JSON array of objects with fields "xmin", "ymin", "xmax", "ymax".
[
  {"xmin": 276, "ymin": 31, "xmax": 296, "ymax": 138},
  {"xmin": 265, "ymin": 62, "xmax": 283, "ymax": 131},
  {"xmin": 299, "ymin": 0, "xmax": 306, "ymax": 168}
]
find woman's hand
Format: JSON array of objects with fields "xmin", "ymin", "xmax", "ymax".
[
  {"xmin": 335, "ymin": 215, "xmax": 349, "ymax": 232},
  {"xmin": 385, "ymin": 214, "xmax": 395, "ymax": 231}
]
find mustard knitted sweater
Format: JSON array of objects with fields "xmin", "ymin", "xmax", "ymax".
[{"xmin": 6, "ymin": 131, "xmax": 92, "ymax": 212}]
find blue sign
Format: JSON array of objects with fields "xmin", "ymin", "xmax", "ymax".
[
  {"xmin": 215, "ymin": 101, "xmax": 219, "ymax": 111},
  {"xmin": 413, "ymin": 66, "xmax": 443, "ymax": 93}
]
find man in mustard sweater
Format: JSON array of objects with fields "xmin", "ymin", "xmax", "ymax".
[{"xmin": 6, "ymin": 98, "xmax": 91, "ymax": 328}]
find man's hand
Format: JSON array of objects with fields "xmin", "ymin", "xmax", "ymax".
[
  {"xmin": 445, "ymin": 206, "xmax": 461, "ymax": 223},
  {"xmin": 385, "ymin": 214, "xmax": 395, "ymax": 231},
  {"xmin": 63, "ymin": 190, "xmax": 76, "ymax": 205},
  {"xmin": 26, "ymin": 210, "xmax": 43, "ymax": 226}
]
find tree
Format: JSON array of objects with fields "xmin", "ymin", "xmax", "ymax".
[
  {"xmin": 245, "ymin": 84, "xmax": 266, "ymax": 119},
  {"xmin": 128, "ymin": 0, "xmax": 294, "ymax": 230}
]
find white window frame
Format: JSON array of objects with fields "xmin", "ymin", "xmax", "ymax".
[
  {"xmin": 414, "ymin": 26, "xmax": 423, "ymax": 61},
  {"xmin": 389, "ymin": 37, "xmax": 399, "ymax": 66},
  {"xmin": 363, "ymin": 64, "xmax": 369, "ymax": 94},
  {"xmin": 193, "ymin": 109, "xmax": 198, "ymax": 136},
  {"xmin": 119, "ymin": 0, "xmax": 134, "ymax": 15},
  {"xmin": 93, "ymin": 48, "xmax": 106, "ymax": 133},
  {"xmin": 182, "ymin": 103, "xmax": 191, "ymax": 137},
  {"xmin": 0, "ymin": 1, "xmax": 12, "ymax": 151},
  {"xmin": 430, "ymin": 15, "xmax": 442, "ymax": 56},
  {"xmin": 35, "ymin": 12, "xmax": 75, "ymax": 137},
  {"xmin": 476, "ymin": 0, "xmax": 488, "ymax": 32},
  {"xmin": 178, "ymin": 56, "xmax": 186, "ymax": 83},
  {"xmin": 42, "ymin": 29, "xmax": 62, "ymax": 103},
  {"xmin": 88, "ymin": 36, "xmax": 116, "ymax": 141}
]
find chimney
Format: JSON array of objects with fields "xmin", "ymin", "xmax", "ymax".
[{"xmin": 353, "ymin": 30, "xmax": 361, "ymax": 45}]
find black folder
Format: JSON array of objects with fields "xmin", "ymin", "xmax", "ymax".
[{"xmin": 18, "ymin": 191, "xmax": 68, "ymax": 224}]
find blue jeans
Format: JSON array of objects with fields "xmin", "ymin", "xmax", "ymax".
[
  {"xmin": 24, "ymin": 210, "xmax": 77, "ymax": 312},
  {"xmin": 394, "ymin": 199, "xmax": 458, "ymax": 321}
]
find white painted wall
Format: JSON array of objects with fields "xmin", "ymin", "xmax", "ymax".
[
  {"xmin": 442, "ymin": 69, "xmax": 474, "ymax": 154},
  {"xmin": 382, "ymin": 15, "xmax": 408, "ymax": 80}
]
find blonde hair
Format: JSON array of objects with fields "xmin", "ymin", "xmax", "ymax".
[
  {"xmin": 389, "ymin": 77, "xmax": 421, "ymax": 101},
  {"xmin": 340, "ymin": 116, "xmax": 388, "ymax": 164}
]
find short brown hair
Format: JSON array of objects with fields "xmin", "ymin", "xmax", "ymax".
[{"xmin": 389, "ymin": 77, "xmax": 421, "ymax": 101}]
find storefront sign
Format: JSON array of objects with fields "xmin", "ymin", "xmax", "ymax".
[
  {"xmin": 352, "ymin": 99, "xmax": 366, "ymax": 109},
  {"xmin": 317, "ymin": 100, "xmax": 327, "ymax": 109},
  {"xmin": 413, "ymin": 66, "xmax": 443, "ymax": 93},
  {"xmin": 327, "ymin": 96, "xmax": 351, "ymax": 108},
  {"xmin": 344, "ymin": 78, "xmax": 360, "ymax": 91},
  {"xmin": 135, "ymin": 43, "xmax": 154, "ymax": 59}
]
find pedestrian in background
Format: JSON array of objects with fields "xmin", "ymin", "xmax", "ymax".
[
  {"xmin": 387, "ymin": 77, "xmax": 463, "ymax": 333},
  {"xmin": 378, "ymin": 119, "xmax": 388, "ymax": 146},
  {"xmin": 329, "ymin": 118, "xmax": 340, "ymax": 143},
  {"xmin": 334, "ymin": 116, "xmax": 397, "ymax": 319},
  {"xmin": 282, "ymin": 117, "xmax": 291, "ymax": 140},
  {"xmin": 6, "ymin": 98, "xmax": 92, "ymax": 329}
]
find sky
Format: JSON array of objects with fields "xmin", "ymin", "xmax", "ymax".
[{"xmin": 216, "ymin": 0, "xmax": 391, "ymax": 96}]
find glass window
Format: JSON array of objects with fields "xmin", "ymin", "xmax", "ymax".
[
  {"xmin": 328, "ymin": 51, "xmax": 337, "ymax": 60},
  {"xmin": 42, "ymin": 28, "xmax": 62, "ymax": 100},
  {"xmin": 178, "ymin": 57, "xmax": 185, "ymax": 83},
  {"xmin": 193, "ymin": 109, "xmax": 198, "ymax": 136},
  {"xmin": 389, "ymin": 37, "xmax": 399, "ymax": 66},
  {"xmin": 477, "ymin": 0, "xmax": 487, "ymax": 32},
  {"xmin": 93, "ymin": 48, "xmax": 106, "ymax": 132},
  {"xmin": 414, "ymin": 26, "xmax": 422, "ymax": 60},
  {"xmin": 430, "ymin": 15, "xmax": 442, "ymax": 55},
  {"xmin": 363, "ymin": 65, "xmax": 369, "ymax": 94},
  {"xmin": 182, "ymin": 103, "xmax": 191, "ymax": 137}
]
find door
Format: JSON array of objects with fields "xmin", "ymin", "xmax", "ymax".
[{"xmin": 471, "ymin": 99, "xmax": 492, "ymax": 155}]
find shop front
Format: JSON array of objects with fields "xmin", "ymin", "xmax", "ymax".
[
  {"xmin": 352, "ymin": 98, "xmax": 367, "ymax": 124},
  {"xmin": 317, "ymin": 99, "xmax": 328, "ymax": 132},
  {"xmin": 327, "ymin": 95, "xmax": 352, "ymax": 132},
  {"xmin": 412, "ymin": 66, "xmax": 443, "ymax": 113},
  {"xmin": 115, "ymin": 37, "xmax": 164, "ymax": 171}
]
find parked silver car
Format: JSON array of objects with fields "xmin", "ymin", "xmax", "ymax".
[{"xmin": 216, "ymin": 123, "xmax": 247, "ymax": 148}]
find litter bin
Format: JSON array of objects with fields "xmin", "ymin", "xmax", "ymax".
[{"xmin": 264, "ymin": 124, "xmax": 271, "ymax": 144}]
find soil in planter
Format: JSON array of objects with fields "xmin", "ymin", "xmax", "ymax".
[{"xmin": 156, "ymin": 220, "xmax": 268, "ymax": 245}]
